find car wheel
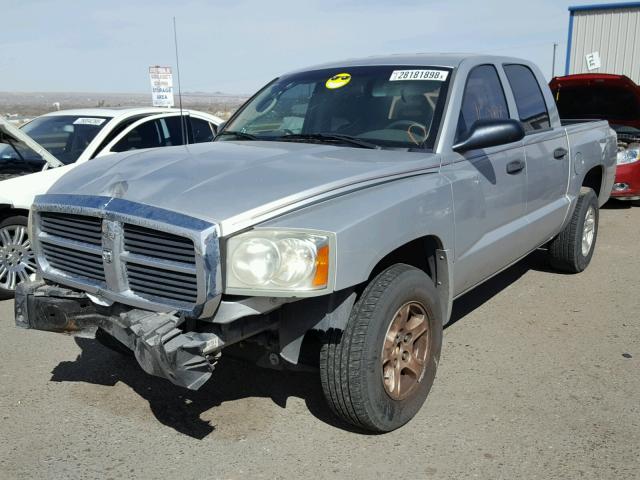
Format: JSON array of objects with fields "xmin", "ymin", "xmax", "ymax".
[
  {"xmin": 320, "ymin": 264, "xmax": 442, "ymax": 432},
  {"xmin": 548, "ymin": 188, "xmax": 599, "ymax": 273},
  {"xmin": 0, "ymin": 216, "xmax": 36, "ymax": 300}
]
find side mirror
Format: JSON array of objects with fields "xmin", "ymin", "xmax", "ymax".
[{"xmin": 452, "ymin": 119, "xmax": 525, "ymax": 152}]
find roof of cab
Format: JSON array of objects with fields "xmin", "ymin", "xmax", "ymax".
[{"xmin": 284, "ymin": 53, "xmax": 529, "ymax": 75}]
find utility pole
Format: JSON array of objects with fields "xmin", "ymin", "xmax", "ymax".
[{"xmin": 551, "ymin": 42, "xmax": 558, "ymax": 78}]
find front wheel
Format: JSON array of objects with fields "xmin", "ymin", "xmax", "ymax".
[
  {"xmin": 320, "ymin": 264, "xmax": 442, "ymax": 432},
  {"xmin": 0, "ymin": 216, "xmax": 36, "ymax": 300},
  {"xmin": 548, "ymin": 188, "xmax": 599, "ymax": 273}
]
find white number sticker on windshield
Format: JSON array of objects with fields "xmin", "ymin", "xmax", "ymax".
[
  {"xmin": 389, "ymin": 70, "xmax": 449, "ymax": 82},
  {"xmin": 73, "ymin": 117, "xmax": 106, "ymax": 126}
]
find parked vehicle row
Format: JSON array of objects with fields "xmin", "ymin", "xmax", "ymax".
[
  {"xmin": 13, "ymin": 54, "xmax": 616, "ymax": 432},
  {"xmin": 0, "ymin": 107, "xmax": 221, "ymax": 298}
]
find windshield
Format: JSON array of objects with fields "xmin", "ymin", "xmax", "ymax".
[
  {"xmin": 0, "ymin": 115, "xmax": 110, "ymax": 169},
  {"xmin": 219, "ymin": 65, "xmax": 452, "ymax": 149}
]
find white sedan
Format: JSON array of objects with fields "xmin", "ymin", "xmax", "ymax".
[{"xmin": 0, "ymin": 107, "xmax": 222, "ymax": 298}]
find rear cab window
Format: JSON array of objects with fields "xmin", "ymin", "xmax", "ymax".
[{"xmin": 503, "ymin": 64, "xmax": 551, "ymax": 133}]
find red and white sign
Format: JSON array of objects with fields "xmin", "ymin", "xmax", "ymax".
[{"xmin": 149, "ymin": 66, "xmax": 175, "ymax": 107}]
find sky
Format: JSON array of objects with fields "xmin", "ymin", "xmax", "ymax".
[{"xmin": 0, "ymin": 0, "xmax": 626, "ymax": 94}]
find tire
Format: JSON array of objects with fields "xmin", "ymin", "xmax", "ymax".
[
  {"xmin": 548, "ymin": 188, "xmax": 599, "ymax": 273},
  {"xmin": 0, "ymin": 215, "xmax": 36, "ymax": 300},
  {"xmin": 320, "ymin": 264, "xmax": 443, "ymax": 432}
]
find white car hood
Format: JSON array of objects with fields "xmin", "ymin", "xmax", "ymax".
[{"xmin": 0, "ymin": 164, "xmax": 76, "ymax": 209}]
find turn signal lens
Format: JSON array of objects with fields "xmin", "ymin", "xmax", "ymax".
[{"xmin": 312, "ymin": 245, "xmax": 330, "ymax": 288}]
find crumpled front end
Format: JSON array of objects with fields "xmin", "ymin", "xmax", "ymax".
[
  {"xmin": 15, "ymin": 281, "xmax": 280, "ymax": 389},
  {"xmin": 15, "ymin": 281, "xmax": 223, "ymax": 389},
  {"xmin": 15, "ymin": 194, "xmax": 232, "ymax": 389}
]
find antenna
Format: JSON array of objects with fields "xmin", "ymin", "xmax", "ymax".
[{"xmin": 173, "ymin": 16, "xmax": 186, "ymax": 144}]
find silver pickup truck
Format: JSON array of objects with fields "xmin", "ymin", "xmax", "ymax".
[{"xmin": 15, "ymin": 54, "xmax": 616, "ymax": 432}]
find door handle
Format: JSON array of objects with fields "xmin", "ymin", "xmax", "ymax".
[
  {"xmin": 553, "ymin": 147, "xmax": 568, "ymax": 159},
  {"xmin": 506, "ymin": 160, "xmax": 525, "ymax": 174}
]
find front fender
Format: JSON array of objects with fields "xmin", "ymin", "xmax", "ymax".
[{"xmin": 261, "ymin": 173, "xmax": 455, "ymax": 290}]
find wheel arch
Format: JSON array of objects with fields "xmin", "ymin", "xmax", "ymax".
[
  {"xmin": 582, "ymin": 165, "xmax": 603, "ymax": 201},
  {"xmin": 366, "ymin": 234, "xmax": 452, "ymax": 324},
  {"xmin": 0, "ymin": 206, "xmax": 30, "ymax": 222}
]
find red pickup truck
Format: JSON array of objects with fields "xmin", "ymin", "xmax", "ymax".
[{"xmin": 550, "ymin": 74, "xmax": 640, "ymax": 201}]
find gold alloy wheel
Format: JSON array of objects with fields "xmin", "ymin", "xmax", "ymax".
[{"xmin": 381, "ymin": 301, "xmax": 430, "ymax": 400}]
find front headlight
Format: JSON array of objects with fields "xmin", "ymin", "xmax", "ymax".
[
  {"xmin": 226, "ymin": 230, "xmax": 333, "ymax": 294},
  {"xmin": 617, "ymin": 145, "xmax": 640, "ymax": 165}
]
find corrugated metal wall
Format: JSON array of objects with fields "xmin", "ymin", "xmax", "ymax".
[{"xmin": 568, "ymin": 7, "xmax": 640, "ymax": 83}]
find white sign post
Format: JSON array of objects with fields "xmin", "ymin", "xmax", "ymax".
[
  {"xmin": 585, "ymin": 51, "xmax": 602, "ymax": 71},
  {"xmin": 149, "ymin": 66, "xmax": 175, "ymax": 107}
]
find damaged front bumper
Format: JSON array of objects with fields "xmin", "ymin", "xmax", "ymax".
[{"xmin": 15, "ymin": 281, "xmax": 275, "ymax": 390}]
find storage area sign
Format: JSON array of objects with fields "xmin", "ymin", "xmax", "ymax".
[{"xmin": 149, "ymin": 66, "xmax": 175, "ymax": 107}]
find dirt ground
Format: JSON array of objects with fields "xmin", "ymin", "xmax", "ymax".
[{"xmin": 0, "ymin": 202, "xmax": 638, "ymax": 480}]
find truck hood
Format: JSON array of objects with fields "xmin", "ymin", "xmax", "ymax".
[{"xmin": 47, "ymin": 141, "xmax": 441, "ymax": 234}]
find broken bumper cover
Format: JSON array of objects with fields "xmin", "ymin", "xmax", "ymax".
[{"xmin": 15, "ymin": 281, "xmax": 223, "ymax": 390}]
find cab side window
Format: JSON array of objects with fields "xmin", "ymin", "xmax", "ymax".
[
  {"xmin": 503, "ymin": 64, "xmax": 551, "ymax": 132},
  {"xmin": 456, "ymin": 65, "xmax": 510, "ymax": 142},
  {"xmin": 190, "ymin": 117, "xmax": 217, "ymax": 143},
  {"xmin": 111, "ymin": 119, "xmax": 164, "ymax": 152},
  {"xmin": 111, "ymin": 117, "xmax": 186, "ymax": 152}
]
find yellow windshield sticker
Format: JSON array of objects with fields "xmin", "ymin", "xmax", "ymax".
[{"xmin": 326, "ymin": 73, "xmax": 351, "ymax": 89}]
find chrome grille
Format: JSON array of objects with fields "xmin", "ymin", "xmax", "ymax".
[
  {"xmin": 40, "ymin": 241, "xmax": 105, "ymax": 283},
  {"xmin": 32, "ymin": 196, "xmax": 220, "ymax": 317},
  {"xmin": 123, "ymin": 224, "xmax": 198, "ymax": 304},
  {"xmin": 126, "ymin": 263, "xmax": 198, "ymax": 303},
  {"xmin": 36, "ymin": 211, "xmax": 204, "ymax": 308},
  {"xmin": 40, "ymin": 212, "xmax": 102, "ymax": 246},
  {"xmin": 124, "ymin": 224, "xmax": 196, "ymax": 264}
]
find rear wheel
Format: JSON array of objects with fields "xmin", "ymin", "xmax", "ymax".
[
  {"xmin": 320, "ymin": 264, "xmax": 442, "ymax": 432},
  {"xmin": 548, "ymin": 188, "xmax": 599, "ymax": 273},
  {"xmin": 0, "ymin": 216, "xmax": 36, "ymax": 300}
]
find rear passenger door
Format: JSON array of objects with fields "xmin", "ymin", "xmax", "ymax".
[
  {"xmin": 446, "ymin": 64, "xmax": 528, "ymax": 295},
  {"xmin": 503, "ymin": 64, "xmax": 570, "ymax": 247}
]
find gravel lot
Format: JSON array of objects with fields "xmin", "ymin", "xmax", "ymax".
[{"xmin": 0, "ymin": 202, "xmax": 638, "ymax": 480}]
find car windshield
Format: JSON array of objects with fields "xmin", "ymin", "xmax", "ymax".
[
  {"xmin": 219, "ymin": 65, "xmax": 452, "ymax": 149},
  {"xmin": 0, "ymin": 115, "xmax": 110, "ymax": 169}
]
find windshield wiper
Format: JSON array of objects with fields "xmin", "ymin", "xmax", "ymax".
[
  {"xmin": 278, "ymin": 133, "xmax": 380, "ymax": 149},
  {"xmin": 217, "ymin": 130, "xmax": 258, "ymax": 140}
]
